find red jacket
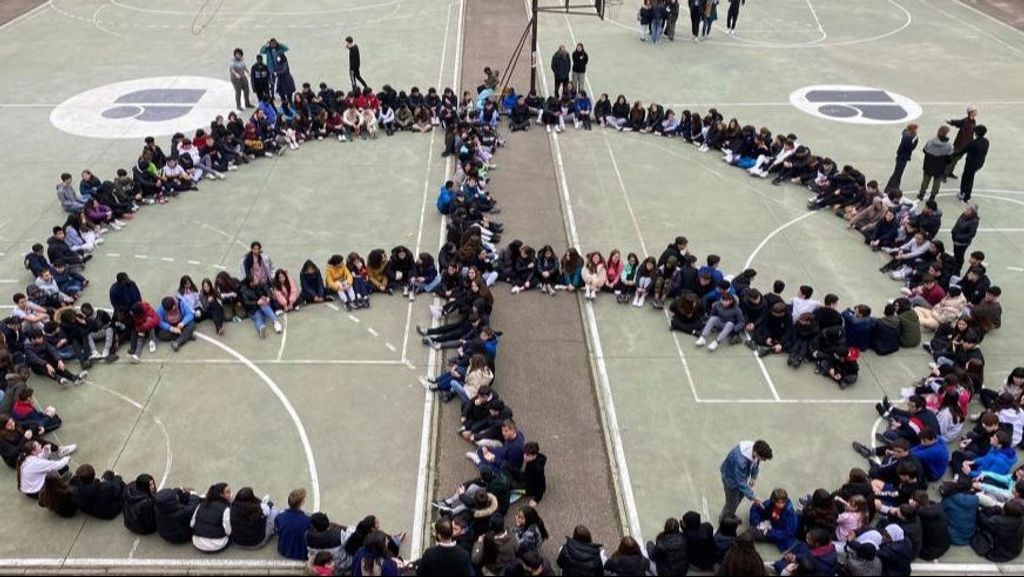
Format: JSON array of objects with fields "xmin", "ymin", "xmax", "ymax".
[{"xmin": 132, "ymin": 302, "xmax": 160, "ymax": 333}]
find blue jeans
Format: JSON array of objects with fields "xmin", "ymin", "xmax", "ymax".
[
  {"xmin": 251, "ymin": 304, "xmax": 277, "ymax": 333},
  {"xmin": 651, "ymin": 18, "xmax": 664, "ymax": 43},
  {"xmin": 448, "ymin": 380, "xmax": 471, "ymax": 404}
]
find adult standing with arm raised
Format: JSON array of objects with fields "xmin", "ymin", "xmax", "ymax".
[
  {"xmin": 259, "ymin": 38, "xmax": 289, "ymax": 99},
  {"xmin": 946, "ymin": 104, "xmax": 977, "ymax": 180},
  {"xmin": 346, "ymin": 36, "xmax": 368, "ymax": 93},
  {"xmin": 551, "ymin": 45, "xmax": 571, "ymax": 99},
  {"xmin": 886, "ymin": 123, "xmax": 918, "ymax": 193},
  {"xmin": 719, "ymin": 439, "xmax": 772, "ymax": 523},
  {"xmin": 571, "ymin": 43, "xmax": 588, "ymax": 91}
]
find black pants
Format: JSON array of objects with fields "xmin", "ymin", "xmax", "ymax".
[
  {"xmin": 960, "ymin": 167, "xmax": 978, "ymax": 201},
  {"xmin": 350, "ymin": 68, "xmax": 368, "ymax": 92},
  {"xmin": 665, "ymin": 11, "xmax": 679, "ymax": 39},
  {"xmin": 554, "ymin": 77, "xmax": 569, "ymax": 99},
  {"xmin": 690, "ymin": 9, "xmax": 701, "ymax": 37},
  {"xmin": 727, "ymin": 2, "xmax": 741, "ymax": 28},
  {"xmin": 952, "ymin": 243, "xmax": 970, "ymax": 277},
  {"xmin": 886, "ymin": 159, "xmax": 908, "ymax": 192}
]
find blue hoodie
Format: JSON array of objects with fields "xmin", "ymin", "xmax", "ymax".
[
  {"xmin": 155, "ymin": 296, "xmax": 195, "ymax": 331},
  {"xmin": 750, "ymin": 500, "xmax": 798, "ymax": 551},
  {"xmin": 941, "ymin": 492, "xmax": 979, "ymax": 546},
  {"xmin": 720, "ymin": 442, "xmax": 759, "ymax": 500},
  {"xmin": 911, "ymin": 441, "xmax": 950, "ymax": 482},
  {"xmin": 435, "ymin": 184, "xmax": 453, "ymax": 215},
  {"xmin": 969, "ymin": 446, "xmax": 1017, "ymax": 477}
]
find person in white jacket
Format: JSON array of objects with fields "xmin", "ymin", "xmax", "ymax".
[{"xmin": 19, "ymin": 441, "xmax": 76, "ymax": 496}]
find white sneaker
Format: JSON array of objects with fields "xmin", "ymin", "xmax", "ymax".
[
  {"xmin": 900, "ymin": 287, "xmax": 912, "ymax": 295},
  {"xmin": 205, "ymin": 173, "xmax": 217, "ymax": 181},
  {"xmin": 227, "ymin": 165, "xmax": 239, "ymax": 171},
  {"xmin": 408, "ymin": 291, "xmax": 416, "ymax": 302},
  {"xmin": 148, "ymin": 340, "xmax": 156, "ymax": 353},
  {"xmin": 899, "ymin": 387, "xmax": 916, "ymax": 399},
  {"xmin": 695, "ymin": 336, "xmax": 707, "ymax": 347},
  {"xmin": 708, "ymin": 339, "xmax": 719, "ymax": 351},
  {"xmin": 130, "ymin": 354, "xmax": 140, "ymax": 364},
  {"xmin": 273, "ymin": 320, "xmax": 283, "ymax": 333},
  {"xmin": 89, "ymin": 350, "xmax": 103, "ymax": 360},
  {"xmin": 59, "ymin": 444, "xmax": 77, "ymax": 457},
  {"xmin": 510, "ymin": 286, "xmax": 521, "ymax": 295},
  {"xmin": 465, "ymin": 451, "xmax": 481, "ymax": 465},
  {"xmin": 546, "ymin": 125, "xmax": 552, "ymax": 133},
  {"xmin": 403, "ymin": 286, "xmax": 410, "ymax": 297}
]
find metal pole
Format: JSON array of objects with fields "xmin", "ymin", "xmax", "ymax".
[{"xmin": 530, "ymin": 0, "xmax": 539, "ymax": 95}]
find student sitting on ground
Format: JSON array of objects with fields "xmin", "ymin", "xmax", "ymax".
[
  {"xmin": 123, "ymin": 474, "xmax": 158, "ymax": 535},
  {"xmin": 695, "ymin": 292, "xmax": 745, "ymax": 351},
  {"xmin": 156, "ymin": 295, "xmax": 197, "ymax": 351},
  {"xmin": 191, "ymin": 482, "xmax": 233, "ymax": 552},
  {"xmin": 70, "ymin": 464, "xmax": 125, "ymax": 520},
  {"xmin": 155, "ymin": 486, "xmax": 202, "ymax": 545},
  {"xmin": 749, "ymin": 488, "xmax": 799, "ymax": 551},
  {"xmin": 240, "ymin": 276, "xmax": 283, "ymax": 338}
]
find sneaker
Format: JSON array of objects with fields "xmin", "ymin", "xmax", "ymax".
[
  {"xmin": 259, "ymin": 326, "xmax": 267, "ymax": 339},
  {"xmin": 58, "ymin": 444, "xmax": 78, "ymax": 458},
  {"xmin": 695, "ymin": 336, "xmax": 707, "ymax": 347},
  {"xmin": 922, "ymin": 342, "xmax": 932, "ymax": 353},
  {"xmin": 89, "ymin": 350, "xmax": 103, "ymax": 360},
  {"xmin": 756, "ymin": 346, "xmax": 770, "ymax": 358},
  {"xmin": 708, "ymin": 339, "xmax": 719, "ymax": 351},
  {"xmin": 403, "ymin": 286, "xmax": 410, "ymax": 297},
  {"xmin": 273, "ymin": 320, "xmax": 283, "ymax": 333},
  {"xmin": 76, "ymin": 371, "xmax": 88, "ymax": 385},
  {"xmin": 417, "ymin": 326, "xmax": 428, "ymax": 336},
  {"xmin": 130, "ymin": 354, "xmax": 140, "ymax": 364},
  {"xmin": 105, "ymin": 353, "xmax": 118, "ymax": 364},
  {"xmin": 171, "ymin": 341, "xmax": 180, "ymax": 352},
  {"xmin": 465, "ymin": 451, "xmax": 481, "ymax": 465},
  {"xmin": 851, "ymin": 441, "xmax": 872, "ymax": 459},
  {"xmin": 510, "ymin": 286, "xmax": 521, "ymax": 295},
  {"xmin": 418, "ymin": 377, "xmax": 432, "ymax": 390},
  {"xmin": 148, "ymin": 340, "xmax": 156, "ymax": 353},
  {"xmin": 59, "ymin": 377, "xmax": 72, "ymax": 387},
  {"xmin": 408, "ymin": 291, "xmax": 416, "ymax": 302}
]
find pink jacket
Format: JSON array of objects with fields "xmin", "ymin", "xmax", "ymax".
[
  {"xmin": 606, "ymin": 259, "xmax": 624, "ymax": 286},
  {"xmin": 273, "ymin": 278, "xmax": 299, "ymax": 309}
]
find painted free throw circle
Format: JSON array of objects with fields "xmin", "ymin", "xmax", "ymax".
[
  {"xmin": 789, "ymin": 85, "xmax": 922, "ymax": 125},
  {"xmin": 50, "ymin": 76, "xmax": 235, "ymax": 139}
]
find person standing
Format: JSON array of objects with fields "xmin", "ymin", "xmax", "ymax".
[
  {"xmin": 725, "ymin": 0, "xmax": 744, "ymax": 35},
  {"xmin": 259, "ymin": 38, "xmax": 288, "ymax": 97},
  {"xmin": 346, "ymin": 36, "xmax": 368, "ymax": 92},
  {"xmin": 229, "ymin": 49, "xmax": 252, "ymax": 111},
  {"xmin": 651, "ymin": 0, "xmax": 666, "ymax": 43},
  {"xmin": 250, "ymin": 55, "xmax": 270, "ymax": 103},
  {"xmin": 688, "ymin": 0, "xmax": 704, "ymax": 42},
  {"xmin": 664, "ymin": 0, "xmax": 680, "ymax": 40},
  {"xmin": 918, "ymin": 126, "xmax": 953, "ymax": 202},
  {"xmin": 719, "ymin": 439, "xmax": 772, "ymax": 522},
  {"xmin": 701, "ymin": 0, "xmax": 719, "ymax": 39},
  {"xmin": 551, "ymin": 45, "xmax": 571, "ymax": 99},
  {"xmin": 950, "ymin": 203, "xmax": 980, "ymax": 276},
  {"xmin": 886, "ymin": 123, "xmax": 918, "ymax": 192},
  {"xmin": 571, "ymin": 43, "xmax": 588, "ymax": 90},
  {"xmin": 946, "ymin": 105, "xmax": 977, "ymax": 179},
  {"xmin": 956, "ymin": 125, "xmax": 989, "ymax": 202}
]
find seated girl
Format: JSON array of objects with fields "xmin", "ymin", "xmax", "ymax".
[
  {"xmin": 198, "ymin": 278, "xmax": 226, "ymax": 335},
  {"xmin": 239, "ymin": 276, "xmax": 282, "ymax": 338},
  {"xmin": 272, "ymin": 269, "xmax": 300, "ymax": 313},
  {"xmin": 346, "ymin": 252, "xmax": 373, "ymax": 305},
  {"xmin": 633, "ymin": 257, "xmax": 657, "ymax": 307},
  {"xmin": 366, "ymin": 249, "xmax": 390, "ymax": 294},
  {"xmin": 557, "ymin": 248, "xmax": 584, "ymax": 292},
  {"xmin": 408, "ymin": 253, "xmax": 439, "ymax": 301},
  {"xmin": 325, "ymin": 255, "xmax": 359, "ymax": 311},
  {"xmin": 298, "ymin": 260, "xmax": 328, "ymax": 305}
]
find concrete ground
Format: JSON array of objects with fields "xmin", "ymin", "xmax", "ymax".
[{"xmin": 535, "ymin": 0, "xmax": 1024, "ymax": 567}]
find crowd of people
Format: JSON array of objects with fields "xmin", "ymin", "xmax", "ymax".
[{"xmin": 1, "ymin": 22, "xmax": 1015, "ymax": 575}]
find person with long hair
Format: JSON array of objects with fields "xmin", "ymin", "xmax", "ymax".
[
  {"xmin": 272, "ymin": 269, "xmax": 300, "ymax": 313},
  {"xmin": 229, "ymin": 486, "xmax": 279, "ymax": 549},
  {"xmin": 718, "ymin": 531, "xmax": 767, "ymax": 576},
  {"xmin": 190, "ymin": 482, "xmax": 233, "ymax": 553},
  {"xmin": 17, "ymin": 440, "xmax": 73, "ymax": 498},
  {"xmin": 514, "ymin": 505, "xmax": 549, "ymax": 555},
  {"xmin": 38, "ymin": 471, "xmax": 76, "ymax": 517},
  {"xmin": 581, "ymin": 251, "xmax": 607, "ymax": 300},
  {"xmin": 198, "ymin": 278, "xmax": 226, "ymax": 335},
  {"xmin": 646, "ymin": 517, "xmax": 689, "ymax": 575},
  {"xmin": 604, "ymin": 535, "xmax": 650, "ymax": 575},
  {"xmin": 214, "ymin": 272, "xmax": 247, "ymax": 322},
  {"xmin": 353, "ymin": 529, "xmax": 404, "ymax": 576}
]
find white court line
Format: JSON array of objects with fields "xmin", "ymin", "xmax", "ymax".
[
  {"xmin": 133, "ymin": 358, "xmax": 404, "ymax": 365},
  {"xmin": 1008, "ymin": 266, "xmax": 1024, "ymax": 272},
  {"xmin": 89, "ymin": 383, "xmax": 173, "ymax": 490},
  {"xmin": 348, "ymin": 314, "xmax": 361, "ymax": 323},
  {"xmin": 186, "ymin": 260, "xmax": 201, "ymax": 265},
  {"xmin": 133, "ymin": 254, "xmax": 148, "ymax": 259},
  {"xmin": 106, "ymin": 0, "xmax": 400, "ymax": 17},
  {"xmin": 0, "ymin": 0, "xmax": 50, "ymax": 31},
  {"xmin": 385, "ymin": 342, "xmax": 397, "ymax": 352},
  {"xmin": 367, "ymin": 327, "xmax": 379, "ymax": 337},
  {"xmin": 275, "ymin": 313, "xmax": 288, "ymax": 362},
  {"xmin": 698, "ymin": 398, "xmax": 880, "ymax": 404},
  {"xmin": 803, "ymin": 0, "xmax": 827, "ymax": 43},
  {"xmin": 106, "ymin": 253, "xmax": 121, "ymax": 257},
  {"xmin": 411, "ymin": 0, "xmax": 461, "ymax": 557},
  {"xmin": 160, "ymin": 257, "xmax": 174, "ymax": 262},
  {"xmin": 659, "ymin": 100, "xmax": 1024, "ymax": 108},
  {"xmin": 918, "ymin": 0, "xmax": 1024, "ymax": 56},
  {"xmin": 940, "ymin": 228, "xmax": 1024, "ymax": 233},
  {"xmin": 542, "ymin": 3, "xmax": 643, "ymax": 542},
  {"xmin": 956, "ymin": 0, "xmax": 1024, "ymax": 38},
  {"xmin": 194, "ymin": 333, "xmax": 320, "ymax": 511},
  {"xmin": 326, "ymin": 303, "xmax": 340, "ymax": 311},
  {"xmin": 0, "ymin": 279, "xmax": 18, "ymax": 284},
  {"xmin": 90, "ymin": 3, "xmax": 122, "ymax": 37}
]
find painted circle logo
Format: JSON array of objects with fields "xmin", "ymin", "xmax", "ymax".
[
  {"xmin": 50, "ymin": 77, "xmax": 235, "ymax": 139},
  {"xmin": 789, "ymin": 85, "xmax": 922, "ymax": 125}
]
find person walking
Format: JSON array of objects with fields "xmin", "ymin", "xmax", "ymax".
[
  {"xmin": 259, "ymin": 38, "xmax": 288, "ymax": 97},
  {"xmin": 664, "ymin": 0, "xmax": 680, "ymax": 40},
  {"xmin": 886, "ymin": 123, "xmax": 918, "ymax": 192},
  {"xmin": 571, "ymin": 43, "xmax": 588, "ymax": 90},
  {"xmin": 950, "ymin": 203, "xmax": 980, "ymax": 276},
  {"xmin": 701, "ymin": 0, "xmax": 719, "ymax": 39},
  {"xmin": 688, "ymin": 0, "xmax": 704, "ymax": 42},
  {"xmin": 229, "ymin": 48, "xmax": 253, "ymax": 111},
  {"xmin": 956, "ymin": 125, "xmax": 989, "ymax": 202},
  {"xmin": 725, "ymin": 0, "xmax": 744, "ymax": 34},
  {"xmin": 346, "ymin": 36, "xmax": 368, "ymax": 92},
  {"xmin": 918, "ymin": 126, "xmax": 953, "ymax": 202},
  {"xmin": 551, "ymin": 45, "xmax": 571, "ymax": 99},
  {"xmin": 946, "ymin": 105, "xmax": 977, "ymax": 179},
  {"xmin": 719, "ymin": 439, "xmax": 772, "ymax": 523}
]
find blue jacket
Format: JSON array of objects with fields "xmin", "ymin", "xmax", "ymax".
[
  {"xmin": 273, "ymin": 509, "xmax": 311, "ymax": 560},
  {"xmin": 970, "ymin": 446, "xmax": 1017, "ymax": 477},
  {"xmin": 698, "ymin": 265, "xmax": 724, "ymax": 286},
  {"xmin": 941, "ymin": 492, "xmax": 979, "ymax": 546},
  {"xmin": 841, "ymin": 310, "xmax": 875, "ymax": 352},
  {"xmin": 911, "ymin": 442, "xmax": 950, "ymax": 482},
  {"xmin": 720, "ymin": 443, "xmax": 759, "ymax": 500},
  {"xmin": 574, "ymin": 96, "xmax": 593, "ymax": 114},
  {"xmin": 258, "ymin": 100, "xmax": 278, "ymax": 126},
  {"xmin": 749, "ymin": 500, "xmax": 798, "ymax": 551},
  {"xmin": 155, "ymin": 296, "xmax": 195, "ymax": 331},
  {"xmin": 490, "ymin": 430, "xmax": 525, "ymax": 472},
  {"xmin": 436, "ymin": 184, "xmax": 453, "ymax": 215},
  {"xmin": 773, "ymin": 543, "xmax": 838, "ymax": 577}
]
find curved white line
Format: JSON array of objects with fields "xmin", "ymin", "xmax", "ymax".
[
  {"xmin": 90, "ymin": 4, "xmax": 123, "ymax": 38},
  {"xmin": 275, "ymin": 313, "xmax": 288, "ymax": 362},
  {"xmin": 744, "ymin": 211, "xmax": 818, "ymax": 270},
  {"xmin": 90, "ymin": 383, "xmax": 173, "ymax": 490},
  {"xmin": 195, "ymin": 333, "xmax": 321, "ymax": 511},
  {"xmin": 107, "ymin": 0, "xmax": 400, "ymax": 17}
]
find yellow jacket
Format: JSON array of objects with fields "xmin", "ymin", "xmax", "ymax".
[{"xmin": 325, "ymin": 263, "xmax": 353, "ymax": 292}]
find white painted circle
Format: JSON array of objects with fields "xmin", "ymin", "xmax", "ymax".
[
  {"xmin": 789, "ymin": 85, "xmax": 922, "ymax": 125},
  {"xmin": 50, "ymin": 76, "xmax": 235, "ymax": 139}
]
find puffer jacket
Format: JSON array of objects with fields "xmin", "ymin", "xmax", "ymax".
[
  {"xmin": 325, "ymin": 263, "xmax": 354, "ymax": 292},
  {"xmin": 122, "ymin": 484, "xmax": 157, "ymax": 535},
  {"xmin": 154, "ymin": 488, "xmax": 201, "ymax": 544},
  {"xmin": 557, "ymin": 537, "xmax": 605, "ymax": 576}
]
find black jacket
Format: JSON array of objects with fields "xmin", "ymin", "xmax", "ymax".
[
  {"xmin": 229, "ymin": 501, "xmax": 268, "ymax": 547},
  {"xmin": 951, "ymin": 213, "xmax": 979, "ymax": 247},
  {"xmin": 961, "ymin": 136, "xmax": 990, "ymax": 172},
  {"xmin": 523, "ymin": 453, "xmax": 547, "ymax": 502},
  {"xmin": 551, "ymin": 51, "xmax": 571, "ymax": 79},
  {"xmin": 556, "ymin": 538, "xmax": 604, "ymax": 576},
  {"xmin": 604, "ymin": 553, "xmax": 650, "ymax": 576},
  {"xmin": 974, "ymin": 509, "xmax": 1024, "ymax": 563},
  {"xmin": 896, "ymin": 129, "xmax": 919, "ymax": 161},
  {"xmin": 154, "ymin": 488, "xmax": 201, "ymax": 544},
  {"xmin": 123, "ymin": 484, "xmax": 157, "ymax": 535},
  {"xmin": 917, "ymin": 502, "xmax": 951, "ymax": 560},
  {"xmin": 684, "ymin": 519, "xmax": 716, "ymax": 571},
  {"xmin": 571, "ymin": 50, "xmax": 588, "ymax": 74},
  {"xmin": 650, "ymin": 531, "xmax": 689, "ymax": 575},
  {"xmin": 46, "ymin": 236, "xmax": 83, "ymax": 267},
  {"xmin": 878, "ymin": 538, "xmax": 913, "ymax": 576},
  {"xmin": 71, "ymin": 473, "xmax": 125, "ymax": 519}
]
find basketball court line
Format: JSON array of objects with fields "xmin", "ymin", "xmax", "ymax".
[{"xmin": 918, "ymin": 0, "xmax": 1024, "ymax": 56}]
